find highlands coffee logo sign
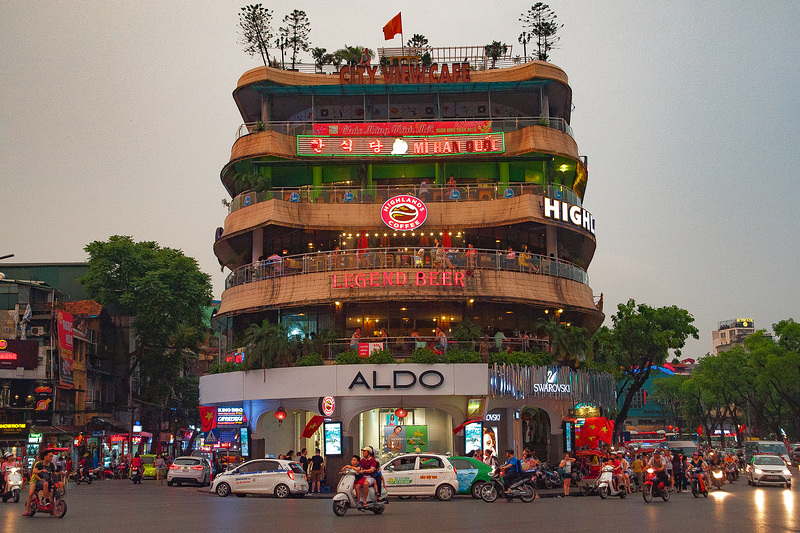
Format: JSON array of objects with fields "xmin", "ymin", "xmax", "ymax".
[
  {"xmin": 543, "ymin": 198, "xmax": 596, "ymax": 236},
  {"xmin": 381, "ymin": 195, "xmax": 427, "ymax": 231}
]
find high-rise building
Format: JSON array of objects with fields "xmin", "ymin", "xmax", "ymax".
[{"xmin": 712, "ymin": 318, "xmax": 756, "ymax": 356}]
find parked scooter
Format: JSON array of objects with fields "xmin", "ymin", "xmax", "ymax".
[
  {"xmin": 597, "ymin": 464, "xmax": 627, "ymax": 499},
  {"xmin": 332, "ymin": 470, "xmax": 385, "ymax": 516},
  {"xmin": 26, "ymin": 472, "xmax": 67, "ymax": 518},
  {"xmin": 1, "ymin": 465, "xmax": 23, "ymax": 503},
  {"xmin": 481, "ymin": 470, "xmax": 536, "ymax": 503},
  {"xmin": 535, "ymin": 463, "xmax": 563, "ymax": 490},
  {"xmin": 642, "ymin": 467, "xmax": 671, "ymax": 503}
]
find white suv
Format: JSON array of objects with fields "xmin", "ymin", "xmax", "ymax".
[
  {"xmin": 212, "ymin": 459, "xmax": 308, "ymax": 498},
  {"xmin": 380, "ymin": 453, "xmax": 459, "ymax": 500}
]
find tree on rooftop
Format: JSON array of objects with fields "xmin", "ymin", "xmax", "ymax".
[
  {"xmin": 484, "ymin": 41, "xmax": 508, "ymax": 69},
  {"xmin": 280, "ymin": 9, "xmax": 311, "ymax": 70},
  {"xmin": 520, "ymin": 3, "xmax": 563, "ymax": 61},
  {"xmin": 406, "ymin": 34, "xmax": 429, "ymax": 50},
  {"xmin": 311, "ymin": 47, "xmax": 333, "ymax": 73},
  {"xmin": 238, "ymin": 4, "xmax": 274, "ymax": 67}
]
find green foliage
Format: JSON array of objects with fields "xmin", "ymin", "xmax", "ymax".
[
  {"xmin": 593, "ymin": 299, "xmax": 699, "ymax": 438},
  {"xmin": 519, "ymin": 2, "xmax": 563, "ymax": 61},
  {"xmin": 406, "ymin": 34, "xmax": 429, "ymax": 49},
  {"xmin": 452, "ymin": 319, "xmax": 483, "ymax": 342},
  {"xmin": 80, "ymin": 235, "xmax": 213, "ymax": 404},
  {"xmin": 232, "ymin": 166, "xmax": 271, "ymax": 192},
  {"xmin": 368, "ymin": 349, "xmax": 396, "ymax": 364},
  {"xmin": 484, "ymin": 41, "xmax": 508, "ymax": 68},
  {"xmin": 238, "ymin": 4, "xmax": 274, "ymax": 67},
  {"xmin": 311, "ymin": 47, "xmax": 333, "ymax": 73},
  {"xmin": 242, "ymin": 319, "xmax": 293, "ymax": 370},
  {"xmin": 280, "ymin": 9, "xmax": 311, "ymax": 69},
  {"xmin": 334, "ymin": 45, "xmax": 373, "ymax": 66},
  {"xmin": 209, "ymin": 361, "xmax": 243, "ymax": 374},
  {"xmin": 335, "ymin": 350, "xmax": 361, "ymax": 365},
  {"xmin": 444, "ymin": 349, "xmax": 482, "ymax": 363},
  {"xmin": 411, "ymin": 348, "xmax": 442, "ymax": 364},
  {"xmin": 296, "ymin": 353, "xmax": 324, "ymax": 367}
]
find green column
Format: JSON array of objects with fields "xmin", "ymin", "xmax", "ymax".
[
  {"xmin": 367, "ymin": 164, "xmax": 373, "ymax": 190},
  {"xmin": 435, "ymin": 163, "xmax": 443, "ymax": 185},
  {"xmin": 312, "ymin": 166, "xmax": 322, "ymax": 201},
  {"xmin": 499, "ymin": 162, "xmax": 510, "ymax": 187}
]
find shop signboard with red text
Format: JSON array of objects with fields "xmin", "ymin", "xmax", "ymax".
[
  {"xmin": 57, "ymin": 310, "xmax": 74, "ymax": 388},
  {"xmin": 298, "ymin": 133, "xmax": 504, "ymax": 158},
  {"xmin": 312, "ymin": 121, "xmax": 491, "ymax": 137}
]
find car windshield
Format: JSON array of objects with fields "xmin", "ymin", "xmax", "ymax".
[
  {"xmin": 759, "ymin": 445, "xmax": 786, "ymax": 456},
  {"xmin": 141, "ymin": 456, "xmax": 154, "ymax": 465},
  {"xmin": 290, "ymin": 464, "xmax": 305, "ymax": 474},
  {"xmin": 754, "ymin": 456, "xmax": 785, "ymax": 466},
  {"xmin": 174, "ymin": 458, "xmax": 200, "ymax": 466}
]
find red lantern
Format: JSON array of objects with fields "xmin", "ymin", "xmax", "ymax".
[
  {"xmin": 395, "ymin": 408, "xmax": 408, "ymax": 419},
  {"xmin": 275, "ymin": 405, "xmax": 287, "ymax": 425}
]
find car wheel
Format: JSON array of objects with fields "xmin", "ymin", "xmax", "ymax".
[
  {"xmin": 275, "ymin": 483, "xmax": 290, "ymax": 499},
  {"xmin": 216, "ymin": 482, "xmax": 231, "ymax": 497},
  {"xmin": 436, "ymin": 483, "xmax": 454, "ymax": 501},
  {"xmin": 470, "ymin": 482, "xmax": 485, "ymax": 499}
]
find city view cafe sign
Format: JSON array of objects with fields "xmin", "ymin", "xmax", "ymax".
[{"xmin": 339, "ymin": 62, "xmax": 473, "ymax": 85}]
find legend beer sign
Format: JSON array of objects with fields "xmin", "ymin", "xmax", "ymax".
[{"xmin": 298, "ymin": 133, "xmax": 504, "ymax": 158}]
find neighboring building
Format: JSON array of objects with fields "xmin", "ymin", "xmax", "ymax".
[
  {"xmin": 712, "ymin": 318, "xmax": 756, "ymax": 356},
  {"xmin": 204, "ymin": 51, "xmax": 610, "ymax": 469}
]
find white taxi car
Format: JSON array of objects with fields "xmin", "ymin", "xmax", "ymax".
[
  {"xmin": 746, "ymin": 454, "xmax": 792, "ymax": 488},
  {"xmin": 380, "ymin": 453, "xmax": 459, "ymax": 500},
  {"xmin": 212, "ymin": 459, "xmax": 308, "ymax": 498}
]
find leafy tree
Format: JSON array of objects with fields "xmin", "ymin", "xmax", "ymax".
[
  {"xmin": 238, "ymin": 4, "xmax": 274, "ymax": 67},
  {"xmin": 311, "ymin": 47, "xmax": 332, "ymax": 73},
  {"xmin": 519, "ymin": 3, "xmax": 563, "ymax": 61},
  {"xmin": 593, "ymin": 299, "xmax": 698, "ymax": 440},
  {"xmin": 334, "ymin": 45, "xmax": 374, "ymax": 66},
  {"xmin": 650, "ymin": 374, "xmax": 689, "ymax": 426},
  {"xmin": 242, "ymin": 319, "xmax": 293, "ymax": 369},
  {"xmin": 484, "ymin": 41, "xmax": 508, "ymax": 69},
  {"xmin": 80, "ymin": 235, "xmax": 213, "ymax": 405},
  {"xmin": 406, "ymin": 34, "xmax": 429, "ymax": 49},
  {"xmin": 280, "ymin": 10, "xmax": 311, "ymax": 70}
]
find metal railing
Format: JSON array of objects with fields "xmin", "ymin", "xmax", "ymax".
[
  {"xmin": 228, "ymin": 182, "xmax": 581, "ymax": 214},
  {"xmin": 236, "ymin": 116, "xmax": 573, "ymax": 140},
  {"xmin": 224, "ymin": 246, "xmax": 588, "ymax": 290}
]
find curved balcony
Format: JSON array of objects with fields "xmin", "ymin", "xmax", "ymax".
[
  {"xmin": 227, "ymin": 182, "xmax": 583, "ymax": 215},
  {"xmin": 225, "ymin": 246, "xmax": 588, "ymax": 290}
]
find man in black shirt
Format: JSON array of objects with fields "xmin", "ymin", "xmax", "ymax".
[{"xmin": 308, "ymin": 449, "xmax": 325, "ymax": 493}]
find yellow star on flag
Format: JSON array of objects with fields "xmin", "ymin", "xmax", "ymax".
[
  {"xmin": 588, "ymin": 424, "xmax": 596, "ymax": 430},
  {"xmin": 600, "ymin": 426, "xmax": 608, "ymax": 433},
  {"xmin": 204, "ymin": 412, "xmax": 213, "ymax": 422}
]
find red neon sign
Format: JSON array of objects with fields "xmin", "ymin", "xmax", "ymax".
[
  {"xmin": 298, "ymin": 133, "xmax": 504, "ymax": 157},
  {"xmin": 0, "ymin": 353, "xmax": 17, "ymax": 361},
  {"xmin": 332, "ymin": 270, "xmax": 465, "ymax": 289},
  {"xmin": 313, "ymin": 121, "xmax": 492, "ymax": 137}
]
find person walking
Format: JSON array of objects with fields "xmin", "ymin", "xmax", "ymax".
[{"xmin": 155, "ymin": 454, "xmax": 166, "ymax": 485}]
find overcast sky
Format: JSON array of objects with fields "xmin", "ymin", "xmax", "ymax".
[{"xmin": 1, "ymin": 1, "xmax": 798, "ymax": 357}]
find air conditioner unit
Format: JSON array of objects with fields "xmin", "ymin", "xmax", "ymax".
[{"xmin": 30, "ymin": 326, "xmax": 46, "ymax": 336}]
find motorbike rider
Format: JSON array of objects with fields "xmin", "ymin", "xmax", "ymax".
[
  {"xmin": 688, "ymin": 452, "xmax": 708, "ymax": 489},
  {"xmin": 1, "ymin": 451, "xmax": 17, "ymax": 493},
  {"xmin": 24, "ymin": 450, "xmax": 55, "ymax": 516},
  {"xmin": 131, "ymin": 452, "xmax": 143, "ymax": 478},
  {"xmin": 355, "ymin": 446, "xmax": 377, "ymax": 508},
  {"xmin": 499, "ymin": 449, "xmax": 523, "ymax": 494},
  {"xmin": 615, "ymin": 451, "xmax": 632, "ymax": 493},
  {"xmin": 646, "ymin": 449, "xmax": 670, "ymax": 491}
]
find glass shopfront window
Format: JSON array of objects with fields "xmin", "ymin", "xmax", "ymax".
[{"xmin": 358, "ymin": 407, "xmax": 453, "ymax": 458}]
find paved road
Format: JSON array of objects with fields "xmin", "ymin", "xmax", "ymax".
[{"xmin": 1, "ymin": 476, "xmax": 796, "ymax": 533}]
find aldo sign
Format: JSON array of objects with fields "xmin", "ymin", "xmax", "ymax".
[{"xmin": 349, "ymin": 369, "xmax": 445, "ymax": 391}]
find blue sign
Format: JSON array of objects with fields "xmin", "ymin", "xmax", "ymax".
[
  {"xmin": 244, "ymin": 195, "xmax": 252, "ymax": 206},
  {"xmin": 91, "ymin": 431, "xmax": 104, "ymax": 438},
  {"xmin": 289, "ymin": 191, "xmax": 301, "ymax": 202},
  {"xmin": 449, "ymin": 189, "xmax": 461, "ymax": 200},
  {"xmin": 205, "ymin": 429, "xmax": 219, "ymax": 444},
  {"xmin": 343, "ymin": 191, "xmax": 355, "ymax": 202},
  {"xmin": 503, "ymin": 188, "xmax": 514, "ymax": 198},
  {"xmin": 219, "ymin": 429, "xmax": 238, "ymax": 444}
]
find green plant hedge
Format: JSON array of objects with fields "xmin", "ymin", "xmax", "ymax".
[
  {"xmin": 368, "ymin": 349, "xmax": 396, "ymax": 364},
  {"xmin": 209, "ymin": 361, "xmax": 243, "ymax": 374},
  {"xmin": 411, "ymin": 348, "xmax": 442, "ymax": 364},
  {"xmin": 335, "ymin": 350, "xmax": 361, "ymax": 365},
  {"xmin": 296, "ymin": 353, "xmax": 324, "ymax": 366}
]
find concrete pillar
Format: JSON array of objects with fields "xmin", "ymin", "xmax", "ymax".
[
  {"xmin": 541, "ymin": 94, "xmax": 550, "ymax": 120},
  {"xmin": 252, "ymin": 227, "xmax": 264, "ymax": 263},
  {"xmin": 312, "ymin": 166, "xmax": 323, "ymax": 201},
  {"xmin": 261, "ymin": 94, "xmax": 272, "ymax": 122},
  {"xmin": 546, "ymin": 225, "xmax": 558, "ymax": 259},
  {"xmin": 498, "ymin": 162, "xmax": 510, "ymax": 187}
]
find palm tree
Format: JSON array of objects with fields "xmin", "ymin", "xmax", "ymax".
[
  {"xmin": 242, "ymin": 319, "xmax": 292, "ymax": 370},
  {"xmin": 484, "ymin": 41, "xmax": 508, "ymax": 69}
]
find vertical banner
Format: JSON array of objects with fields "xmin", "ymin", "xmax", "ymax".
[{"xmin": 57, "ymin": 310, "xmax": 74, "ymax": 388}]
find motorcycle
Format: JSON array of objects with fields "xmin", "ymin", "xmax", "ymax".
[
  {"xmin": 481, "ymin": 470, "xmax": 536, "ymax": 503},
  {"xmin": 73, "ymin": 467, "xmax": 93, "ymax": 485},
  {"xmin": 1, "ymin": 465, "xmax": 23, "ymax": 503},
  {"xmin": 115, "ymin": 463, "xmax": 129, "ymax": 479},
  {"xmin": 725, "ymin": 462, "xmax": 738, "ymax": 482},
  {"xmin": 597, "ymin": 464, "xmax": 627, "ymax": 499},
  {"xmin": 689, "ymin": 466, "xmax": 708, "ymax": 498},
  {"xmin": 535, "ymin": 463, "xmax": 563, "ymax": 490},
  {"xmin": 332, "ymin": 470, "xmax": 385, "ymax": 516},
  {"xmin": 711, "ymin": 467, "xmax": 725, "ymax": 490},
  {"xmin": 131, "ymin": 465, "xmax": 144, "ymax": 484},
  {"xmin": 642, "ymin": 468, "xmax": 671, "ymax": 503},
  {"xmin": 26, "ymin": 473, "xmax": 67, "ymax": 518}
]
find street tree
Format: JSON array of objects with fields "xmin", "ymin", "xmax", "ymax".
[
  {"xmin": 520, "ymin": 3, "xmax": 563, "ymax": 61},
  {"xmin": 242, "ymin": 319, "xmax": 293, "ymax": 370},
  {"xmin": 280, "ymin": 10, "xmax": 311, "ymax": 70},
  {"xmin": 80, "ymin": 235, "xmax": 213, "ymax": 406},
  {"xmin": 238, "ymin": 4, "xmax": 274, "ymax": 67},
  {"xmin": 593, "ymin": 299, "xmax": 698, "ymax": 440}
]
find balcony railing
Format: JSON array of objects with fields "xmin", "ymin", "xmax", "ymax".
[
  {"xmin": 225, "ymin": 246, "xmax": 588, "ymax": 290},
  {"xmin": 227, "ymin": 182, "xmax": 582, "ymax": 214},
  {"xmin": 236, "ymin": 116, "xmax": 573, "ymax": 141}
]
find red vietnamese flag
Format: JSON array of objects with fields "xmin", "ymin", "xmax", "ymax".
[
  {"xmin": 579, "ymin": 417, "xmax": 614, "ymax": 448},
  {"xmin": 199, "ymin": 406, "xmax": 217, "ymax": 433},
  {"xmin": 383, "ymin": 13, "xmax": 402, "ymax": 40}
]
